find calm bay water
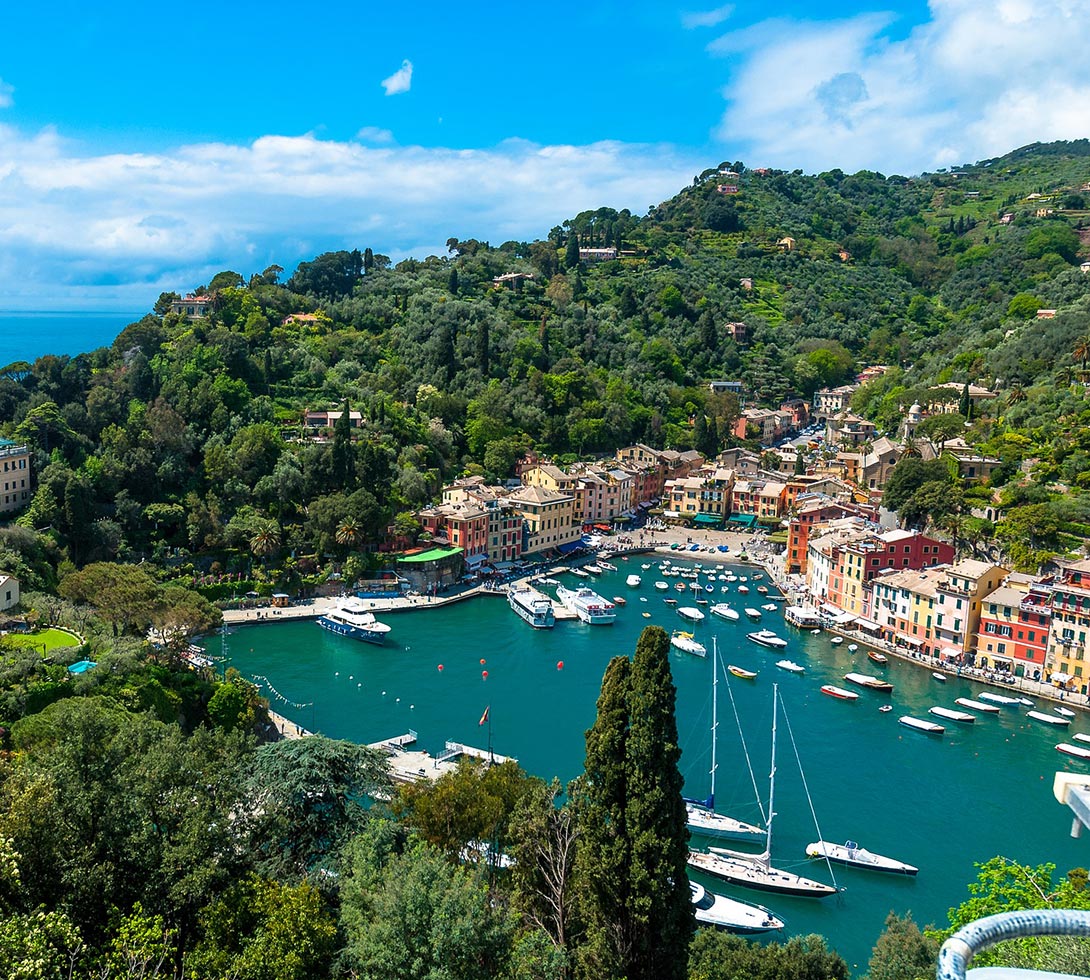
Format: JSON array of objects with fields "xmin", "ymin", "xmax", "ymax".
[
  {"xmin": 207, "ymin": 561, "xmax": 1090, "ymax": 973},
  {"xmin": 0, "ymin": 311, "xmax": 142, "ymax": 362}
]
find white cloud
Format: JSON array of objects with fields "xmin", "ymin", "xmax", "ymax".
[
  {"xmin": 711, "ymin": 0, "xmax": 1090, "ymax": 174},
  {"xmin": 682, "ymin": 4, "xmax": 733, "ymax": 29},
  {"xmin": 0, "ymin": 124, "xmax": 701, "ymax": 308},
  {"xmin": 0, "ymin": 77, "xmax": 13, "ymax": 109},
  {"xmin": 356, "ymin": 126, "xmax": 395, "ymax": 144},
  {"xmin": 381, "ymin": 60, "xmax": 413, "ymax": 96}
]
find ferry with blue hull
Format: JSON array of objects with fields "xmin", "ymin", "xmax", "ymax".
[{"xmin": 317, "ymin": 597, "xmax": 393, "ymax": 644}]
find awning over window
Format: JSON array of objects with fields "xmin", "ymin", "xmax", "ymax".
[
  {"xmin": 557, "ymin": 540, "xmax": 582, "ymax": 554},
  {"xmin": 465, "ymin": 552, "xmax": 488, "ymax": 569},
  {"xmin": 1052, "ymin": 672, "xmax": 1073, "ymax": 683},
  {"xmin": 820, "ymin": 603, "xmax": 856, "ymax": 624},
  {"xmin": 942, "ymin": 646, "xmax": 962, "ymax": 659},
  {"xmin": 855, "ymin": 617, "xmax": 882, "ymax": 633},
  {"xmin": 898, "ymin": 635, "xmax": 924, "ymax": 647}
]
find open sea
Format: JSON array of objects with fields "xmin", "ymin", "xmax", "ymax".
[
  {"xmin": 0, "ymin": 311, "xmax": 142, "ymax": 363},
  {"xmin": 203, "ymin": 561, "xmax": 1090, "ymax": 974}
]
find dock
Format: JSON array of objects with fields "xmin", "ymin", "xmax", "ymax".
[
  {"xmin": 368, "ymin": 733, "xmax": 516, "ymax": 785},
  {"xmin": 436, "ymin": 740, "xmax": 517, "ymax": 766}
]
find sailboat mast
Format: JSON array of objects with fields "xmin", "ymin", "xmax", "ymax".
[
  {"xmin": 765, "ymin": 684, "xmax": 778, "ymax": 857},
  {"xmin": 709, "ymin": 638, "xmax": 718, "ymax": 808}
]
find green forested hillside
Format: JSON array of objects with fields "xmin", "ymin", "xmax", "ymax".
[{"xmin": 1, "ymin": 140, "xmax": 1089, "ymax": 583}]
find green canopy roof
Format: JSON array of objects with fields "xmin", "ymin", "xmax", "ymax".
[
  {"xmin": 728, "ymin": 513, "xmax": 759, "ymax": 527},
  {"xmin": 397, "ymin": 546, "xmax": 464, "ymax": 563},
  {"xmin": 693, "ymin": 513, "xmax": 722, "ymax": 525}
]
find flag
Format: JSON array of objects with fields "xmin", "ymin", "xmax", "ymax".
[{"xmin": 478, "ymin": 705, "xmax": 490, "ymax": 726}]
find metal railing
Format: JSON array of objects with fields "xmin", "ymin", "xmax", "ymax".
[{"xmin": 937, "ymin": 909, "xmax": 1090, "ymax": 980}]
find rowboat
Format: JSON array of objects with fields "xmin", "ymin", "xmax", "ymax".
[
  {"xmin": 821, "ymin": 684, "xmax": 858, "ymax": 700},
  {"xmin": 955, "ymin": 697, "xmax": 1001, "ymax": 714},
  {"xmin": 1057, "ymin": 742, "xmax": 1090, "ymax": 759},
  {"xmin": 899, "ymin": 715, "xmax": 944, "ymax": 735},
  {"xmin": 728, "ymin": 665, "xmax": 757, "ymax": 680},
  {"xmin": 932, "ymin": 672, "xmax": 946, "ymax": 682},
  {"xmin": 830, "ymin": 637, "xmax": 843, "ymax": 645},
  {"xmin": 805, "ymin": 840, "xmax": 918, "ymax": 875},
  {"xmin": 1027, "ymin": 710, "xmax": 1070, "ymax": 727},
  {"xmin": 929, "ymin": 706, "xmax": 975, "ymax": 724},
  {"xmin": 868, "ymin": 651, "xmax": 888, "ymax": 665}
]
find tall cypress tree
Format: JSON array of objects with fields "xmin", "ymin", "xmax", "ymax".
[
  {"xmin": 573, "ymin": 628, "xmax": 693, "ymax": 980},
  {"xmin": 331, "ymin": 399, "xmax": 356, "ymax": 489}
]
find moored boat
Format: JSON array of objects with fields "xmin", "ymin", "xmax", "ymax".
[
  {"xmin": 555, "ymin": 585, "xmax": 616, "ymax": 625},
  {"xmin": 929, "ymin": 706, "xmax": 975, "ymax": 724},
  {"xmin": 955, "ymin": 697, "xmax": 1001, "ymax": 714},
  {"xmin": 583, "ymin": 563, "xmax": 603, "ymax": 575},
  {"xmin": 689, "ymin": 882, "xmax": 785, "ymax": 933},
  {"xmin": 744, "ymin": 607, "xmax": 762, "ymax": 620},
  {"xmin": 868, "ymin": 651, "xmax": 888, "ymax": 665},
  {"xmin": 655, "ymin": 581, "xmax": 669, "ymax": 590},
  {"xmin": 1056, "ymin": 705, "xmax": 1076, "ymax": 718},
  {"xmin": 1072, "ymin": 732, "xmax": 1090, "ymax": 744},
  {"xmin": 830, "ymin": 636, "xmax": 843, "ymax": 645},
  {"xmin": 671, "ymin": 630, "xmax": 707, "ymax": 657},
  {"xmin": 932, "ymin": 672, "xmax": 946, "ymax": 682},
  {"xmin": 899, "ymin": 715, "xmax": 944, "ymax": 735},
  {"xmin": 978, "ymin": 692, "xmax": 1020, "ymax": 706},
  {"xmin": 507, "ymin": 587, "xmax": 556, "ymax": 629},
  {"xmin": 1027, "ymin": 709, "xmax": 1070, "ymax": 727},
  {"xmin": 776, "ymin": 659, "xmax": 805, "ymax": 674},
  {"xmin": 711, "ymin": 603, "xmax": 740, "ymax": 621},
  {"xmin": 805, "ymin": 840, "xmax": 918, "ymax": 875},
  {"xmin": 1057, "ymin": 742, "xmax": 1090, "ymax": 759},
  {"xmin": 844, "ymin": 672, "xmax": 894, "ymax": 692},
  {"xmin": 626, "ymin": 574, "xmax": 642, "ymax": 588},
  {"xmin": 678, "ymin": 606, "xmax": 706, "ymax": 623},
  {"xmin": 728, "ymin": 665, "xmax": 757, "ymax": 679},
  {"xmin": 821, "ymin": 684, "xmax": 858, "ymax": 700},
  {"xmin": 317, "ymin": 597, "xmax": 393, "ymax": 644},
  {"xmin": 612, "ymin": 596, "xmax": 627, "ymax": 606},
  {"xmin": 761, "ymin": 603, "xmax": 778, "ymax": 612},
  {"xmin": 747, "ymin": 629, "xmax": 788, "ymax": 649}
]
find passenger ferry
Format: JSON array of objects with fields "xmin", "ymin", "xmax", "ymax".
[
  {"xmin": 507, "ymin": 587, "xmax": 556, "ymax": 629},
  {"xmin": 555, "ymin": 585, "xmax": 617, "ymax": 625},
  {"xmin": 317, "ymin": 597, "xmax": 393, "ymax": 644}
]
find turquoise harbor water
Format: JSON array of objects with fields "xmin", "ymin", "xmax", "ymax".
[
  {"xmin": 0, "ymin": 311, "xmax": 141, "ymax": 362},
  {"xmin": 207, "ymin": 560, "xmax": 1090, "ymax": 973}
]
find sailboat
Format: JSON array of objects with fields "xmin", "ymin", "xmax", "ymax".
[
  {"xmin": 685, "ymin": 640, "xmax": 765, "ymax": 841},
  {"xmin": 687, "ymin": 685, "xmax": 840, "ymax": 898}
]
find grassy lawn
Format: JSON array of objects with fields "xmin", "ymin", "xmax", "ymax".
[{"xmin": 2, "ymin": 628, "xmax": 82, "ymax": 653}]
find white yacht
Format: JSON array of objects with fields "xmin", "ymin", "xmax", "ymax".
[
  {"xmin": 317, "ymin": 597, "xmax": 393, "ymax": 644},
  {"xmin": 507, "ymin": 587, "xmax": 556, "ymax": 629},
  {"xmin": 555, "ymin": 585, "xmax": 616, "ymax": 624}
]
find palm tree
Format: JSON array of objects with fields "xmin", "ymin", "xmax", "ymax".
[
  {"xmin": 939, "ymin": 511, "xmax": 966, "ymax": 558},
  {"xmin": 249, "ymin": 519, "xmax": 281, "ymax": 560},
  {"xmin": 1073, "ymin": 335, "xmax": 1090, "ymax": 374},
  {"xmin": 336, "ymin": 517, "xmax": 362, "ymax": 550}
]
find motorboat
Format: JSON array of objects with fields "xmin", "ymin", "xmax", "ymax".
[
  {"xmin": 844, "ymin": 672, "xmax": 894, "ymax": 692},
  {"xmin": 737, "ymin": 585, "xmax": 750, "ymax": 594},
  {"xmin": 507, "ymin": 587, "xmax": 556, "ymax": 629},
  {"xmin": 710, "ymin": 603, "xmax": 739, "ymax": 622},
  {"xmin": 978, "ymin": 692, "xmax": 1020, "ymax": 706},
  {"xmin": 899, "ymin": 715, "xmax": 944, "ymax": 735},
  {"xmin": 879, "ymin": 704, "xmax": 893, "ymax": 713},
  {"xmin": 1027, "ymin": 710, "xmax": 1071, "ymax": 727},
  {"xmin": 831, "ymin": 636, "xmax": 843, "ymax": 645},
  {"xmin": 805, "ymin": 840, "xmax": 918, "ymax": 875},
  {"xmin": 686, "ymin": 639, "xmax": 763, "ymax": 838},
  {"xmin": 761, "ymin": 603, "xmax": 779, "ymax": 612},
  {"xmin": 1071, "ymin": 732, "xmax": 1090, "ymax": 745},
  {"xmin": 756, "ymin": 585, "xmax": 769, "ymax": 595},
  {"xmin": 664, "ymin": 598, "xmax": 679, "ymax": 606},
  {"xmin": 821, "ymin": 685, "xmax": 858, "ymax": 700},
  {"xmin": 929, "ymin": 706, "xmax": 975, "ymax": 724},
  {"xmin": 626, "ymin": 574, "xmax": 642, "ymax": 588},
  {"xmin": 747, "ymin": 629, "xmax": 788, "ymax": 649},
  {"xmin": 744, "ymin": 607, "xmax": 762, "ymax": 620},
  {"xmin": 847, "ymin": 644, "xmax": 859, "ymax": 653},
  {"xmin": 598, "ymin": 560, "xmax": 617, "ymax": 571},
  {"xmin": 933, "ymin": 672, "xmax": 946, "ymax": 682},
  {"xmin": 583, "ymin": 563, "xmax": 603, "ymax": 575},
  {"xmin": 671, "ymin": 631, "xmax": 707, "ymax": 657},
  {"xmin": 776, "ymin": 660, "xmax": 805, "ymax": 674},
  {"xmin": 677, "ymin": 606, "xmax": 706, "ymax": 623},
  {"xmin": 1055, "ymin": 705, "xmax": 1076, "ymax": 718},
  {"xmin": 569, "ymin": 567, "xmax": 590, "ymax": 579},
  {"xmin": 612, "ymin": 596, "xmax": 627, "ymax": 606},
  {"xmin": 728, "ymin": 665, "xmax": 757, "ymax": 679},
  {"xmin": 555, "ymin": 585, "xmax": 616, "ymax": 625},
  {"xmin": 317, "ymin": 597, "xmax": 393, "ymax": 644},
  {"xmin": 689, "ymin": 881, "xmax": 784, "ymax": 934},
  {"xmin": 868, "ymin": 651, "xmax": 889, "ymax": 665},
  {"xmin": 1017, "ymin": 697, "xmax": 1034, "ymax": 707},
  {"xmin": 655, "ymin": 581, "xmax": 669, "ymax": 590},
  {"xmin": 1056, "ymin": 742, "xmax": 1090, "ymax": 759},
  {"xmin": 955, "ymin": 697, "xmax": 1000, "ymax": 714}
]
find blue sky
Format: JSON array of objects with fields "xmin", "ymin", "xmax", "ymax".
[{"xmin": 1, "ymin": 0, "xmax": 1088, "ymax": 309}]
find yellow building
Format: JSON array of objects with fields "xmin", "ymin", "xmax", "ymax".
[
  {"xmin": 0, "ymin": 443, "xmax": 31, "ymax": 515},
  {"xmin": 504, "ymin": 485, "xmax": 581, "ymax": 556}
]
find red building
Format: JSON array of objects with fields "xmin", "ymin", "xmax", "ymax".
[{"xmin": 975, "ymin": 581, "xmax": 1051, "ymax": 680}]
